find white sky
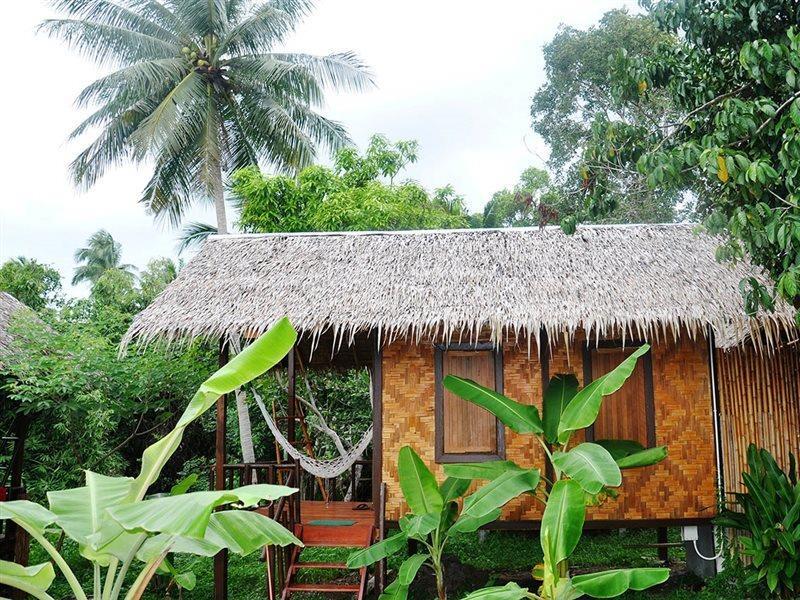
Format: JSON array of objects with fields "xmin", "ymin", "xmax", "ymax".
[{"xmin": 1, "ymin": 0, "xmax": 637, "ymax": 296}]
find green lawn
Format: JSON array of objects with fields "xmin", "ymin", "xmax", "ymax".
[{"xmin": 28, "ymin": 528, "xmax": 758, "ymax": 599}]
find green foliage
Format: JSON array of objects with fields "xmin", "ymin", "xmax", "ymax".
[
  {"xmin": 715, "ymin": 445, "xmax": 800, "ymax": 597},
  {"xmin": 348, "ymin": 446, "xmax": 539, "ymax": 600},
  {"xmin": 42, "ymin": 1, "xmax": 372, "ymax": 230},
  {"xmin": 480, "ymin": 167, "xmax": 561, "ymax": 228},
  {"xmin": 580, "ymin": 0, "xmax": 800, "ymax": 315},
  {"xmin": 0, "ymin": 257, "xmax": 62, "ymax": 310},
  {"xmin": 235, "ymin": 135, "xmax": 469, "ymax": 234},
  {"xmin": 446, "ymin": 345, "xmax": 669, "ymax": 599},
  {"xmin": 138, "ymin": 258, "xmax": 179, "ymax": 304},
  {"xmin": 2, "ymin": 306, "xmax": 216, "ymax": 500},
  {"xmin": 0, "ymin": 320, "xmax": 299, "ymax": 600},
  {"xmin": 530, "ymin": 9, "xmax": 680, "ymax": 225}
]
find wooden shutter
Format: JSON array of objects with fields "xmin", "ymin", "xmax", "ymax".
[
  {"xmin": 442, "ymin": 350, "xmax": 498, "ymax": 454},
  {"xmin": 589, "ymin": 347, "xmax": 653, "ymax": 446}
]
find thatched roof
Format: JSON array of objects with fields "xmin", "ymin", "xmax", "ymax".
[
  {"xmin": 0, "ymin": 292, "xmax": 32, "ymax": 355},
  {"xmin": 121, "ymin": 224, "xmax": 797, "ymax": 352}
]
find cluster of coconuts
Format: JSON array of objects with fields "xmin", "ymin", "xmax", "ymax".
[{"xmin": 181, "ymin": 46, "xmax": 209, "ymax": 68}]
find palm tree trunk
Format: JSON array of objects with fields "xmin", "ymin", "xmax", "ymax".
[
  {"xmin": 211, "ymin": 158, "xmax": 228, "ymax": 235},
  {"xmin": 210, "ymin": 156, "xmax": 256, "ymax": 466}
]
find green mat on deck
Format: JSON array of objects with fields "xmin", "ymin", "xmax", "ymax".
[{"xmin": 307, "ymin": 519, "xmax": 356, "ymax": 526}]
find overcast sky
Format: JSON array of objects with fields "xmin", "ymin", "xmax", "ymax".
[{"xmin": 1, "ymin": 1, "xmax": 637, "ymax": 296}]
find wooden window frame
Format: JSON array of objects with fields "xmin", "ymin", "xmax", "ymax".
[
  {"xmin": 434, "ymin": 343, "xmax": 506, "ymax": 463},
  {"xmin": 583, "ymin": 340, "xmax": 657, "ymax": 447}
]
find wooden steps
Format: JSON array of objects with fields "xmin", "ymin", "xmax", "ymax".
[{"xmin": 279, "ymin": 523, "xmax": 374, "ymax": 600}]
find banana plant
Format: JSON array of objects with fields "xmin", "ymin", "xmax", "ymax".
[
  {"xmin": 347, "ymin": 446, "xmax": 540, "ymax": 600},
  {"xmin": 0, "ymin": 318, "xmax": 301, "ymax": 600},
  {"xmin": 444, "ymin": 344, "xmax": 671, "ymax": 600}
]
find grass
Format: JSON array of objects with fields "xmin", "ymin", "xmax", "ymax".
[{"xmin": 27, "ymin": 527, "xmax": 762, "ymax": 599}]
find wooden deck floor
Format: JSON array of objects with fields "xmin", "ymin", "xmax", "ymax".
[{"xmin": 300, "ymin": 500, "xmax": 374, "ymax": 527}]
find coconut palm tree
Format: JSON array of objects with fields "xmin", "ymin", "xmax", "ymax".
[
  {"xmin": 41, "ymin": 0, "xmax": 373, "ymax": 234},
  {"xmin": 72, "ymin": 229, "xmax": 137, "ymax": 285}
]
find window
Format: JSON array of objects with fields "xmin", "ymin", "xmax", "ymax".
[
  {"xmin": 435, "ymin": 344, "xmax": 505, "ymax": 462},
  {"xmin": 584, "ymin": 343, "xmax": 655, "ymax": 446}
]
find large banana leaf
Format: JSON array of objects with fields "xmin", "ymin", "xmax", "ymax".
[
  {"xmin": 0, "ymin": 500, "xmax": 57, "ymax": 534},
  {"xmin": 543, "ymin": 374, "xmax": 579, "ymax": 444},
  {"xmin": 379, "ymin": 554, "xmax": 429, "ymax": 600},
  {"xmin": 594, "ymin": 439, "xmax": 645, "ymax": 460},
  {"xmin": 442, "ymin": 376, "xmax": 543, "ymax": 434},
  {"xmin": 0, "ymin": 560, "xmax": 56, "ymax": 596},
  {"xmin": 571, "ymin": 568, "xmax": 670, "ymax": 597},
  {"xmin": 443, "ymin": 460, "xmax": 524, "ymax": 481},
  {"xmin": 397, "ymin": 446, "xmax": 443, "ymax": 515},
  {"xmin": 449, "ymin": 508, "xmax": 502, "ymax": 534},
  {"xmin": 137, "ymin": 510, "xmax": 300, "ymax": 562},
  {"xmin": 595, "ymin": 440, "xmax": 668, "ymax": 469},
  {"xmin": 461, "ymin": 469, "xmax": 540, "ymax": 520},
  {"xmin": 399, "ymin": 513, "xmax": 439, "ymax": 539},
  {"xmin": 557, "ymin": 345, "xmax": 649, "ymax": 442},
  {"xmin": 347, "ymin": 531, "xmax": 408, "ymax": 568},
  {"xmin": 541, "ymin": 480, "xmax": 585, "ymax": 566},
  {"xmin": 615, "ymin": 447, "xmax": 668, "ymax": 469},
  {"xmin": 48, "ymin": 472, "xmax": 134, "ymax": 551},
  {"xmin": 462, "ymin": 582, "xmax": 532, "ymax": 599},
  {"xmin": 128, "ymin": 318, "xmax": 297, "ymax": 502},
  {"xmin": 439, "ymin": 477, "xmax": 471, "ymax": 502},
  {"xmin": 552, "ymin": 443, "xmax": 621, "ymax": 494},
  {"xmin": 108, "ymin": 484, "xmax": 296, "ymax": 539}
]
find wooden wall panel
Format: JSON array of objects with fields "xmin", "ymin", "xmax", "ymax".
[
  {"xmin": 717, "ymin": 344, "xmax": 800, "ymax": 496},
  {"xmin": 381, "ymin": 332, "xmax": 718, "ymax": 523}
]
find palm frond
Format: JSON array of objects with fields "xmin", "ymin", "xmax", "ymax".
[
  {"xmin": 129, "ymin": 70, "xmax": 206, "ymax": 159},
  {"xmin": 170, "ymin": 0, "xmax": 228, "ymax": 38},
  {"xmin": 226, "ymin": 55, "xmax": 325, "ymax": 105},
  {"xmin": 74, "ymin": 58, "xmax": 187, "ymax": 108},
  {"xmin": 267, "ymin": 51, "xmax": 374, "ymax": 93},
  {"xmin": 38, "ymin": 18, "xmax": 178, "ymax": 66},
  {"xmin": 176, "ymin": 221, "xmax": 218, "ymax": 253},
  {"xmin": 47, "ymin": 0, "xmax": 180, "ymax": 41},
  {"xmin": 140, "ymin": 146, "xmax": 204, "ymax": 226},
  {"xmin": 215, "ymin": 2, "xmax": 304, "ymax": 57}
]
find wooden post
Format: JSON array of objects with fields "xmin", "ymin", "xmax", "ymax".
[
  {"xmin": 287, "ymin": 348, "xmax": 296, "ymax": 445},
  {"xmin": 214, "ymin": 341, "xmax": 229, "ymax": 600},
  {"xmin": 371, "ymin": 335, "xmax": 383, "ymax": 513}
]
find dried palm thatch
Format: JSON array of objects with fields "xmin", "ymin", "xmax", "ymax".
[
  {"xmin": 0, "ymin": 292, "xmax": 31, "ymax": 356},
  {"xmin": 121, "ymin": 224, "xmax": 797, "ymax": 353}
]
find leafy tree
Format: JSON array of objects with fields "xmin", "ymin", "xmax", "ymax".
[
  {"xmin": 531, "ymin": 9, "xmax": 680, "ymax": 225},
  {"xmin": 234, "ymin": 135, "xmax": 469, "ymax": 233},
  {"xmin": 579, "ymin": 0, "xmax": 800, "ymax": 315},
  {"xmin": 0, "ymin": 257, "xmax": 62, "ymax": 310},
  {"xmin": 480, "ymin": 167, "xmax": 560, "ymax": 228},
  {"xmin": 139, "ymin": 258, "xmax": 179, "ymax": 304},
  {"xmin": 41, "ymin": 0, "xmax": 373, "ymax": 233},
  {"xmin": 72, "ymin": 230, "xmax": 137, "ymax": 286}
]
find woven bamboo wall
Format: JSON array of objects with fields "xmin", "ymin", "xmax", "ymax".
[
  {"xmin": 383, "ymin": 336, "xmax": 716, "ymax": 521},
  {"xmin": 380, "ymin": 331, "xmax": 718, "ymax": 523},
  {"xmin": 717, "ymin": 343, "xmax": 800, "ymax": 495}
]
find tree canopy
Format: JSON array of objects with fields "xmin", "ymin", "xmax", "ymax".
[
  {"xmin": 531, "ymin": 9, "xmax": 680, "ymax": 225},
  {"xmin": 234, "ymin": 135, "xmax": 469, "ymax": 233},
  {"xmin": 579, "ymin": 0, "xmax": 800, "ymax": 316},
  {"xmin": 0, "ymin": 257, "xmax": 62, "ymax": 310}
]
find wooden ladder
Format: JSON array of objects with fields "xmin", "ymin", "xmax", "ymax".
[{"xmin": 280, "ymin": 524, "xmax": 374, "ymax": 600}]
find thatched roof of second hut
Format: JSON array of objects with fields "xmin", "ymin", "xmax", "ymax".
[
  {"xmin": 0, "ymin": 292, "xmax": 33, "ymax": 355},
  {"xmin": 121, "ymin": 224, "xmax": 797, "ymax": 350}
]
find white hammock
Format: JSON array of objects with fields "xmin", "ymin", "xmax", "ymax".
[{"xmin": 250, "ymin": 388, "xmax": 373, "ymax": 479}]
